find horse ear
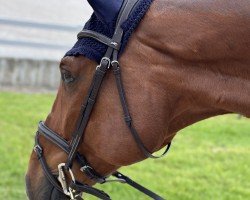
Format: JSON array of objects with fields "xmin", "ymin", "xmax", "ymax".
[{"xmin": 87, "ymin": 0, "xmax": 123, "ymax": 24}]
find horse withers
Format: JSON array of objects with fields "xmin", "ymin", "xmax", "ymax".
[{"xmin": 26, "ymin": 0, "xmax": 250, "ymax": 199}]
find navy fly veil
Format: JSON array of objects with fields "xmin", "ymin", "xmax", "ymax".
[{"xmin": 65, "ymin": 0, "xmax": 153, "ymax": 62}]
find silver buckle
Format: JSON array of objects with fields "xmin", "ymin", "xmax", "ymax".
[
  {"xmin": 96, "ymin": 57, "xmax": 111, "ymax": 70},
  {"xmin": 58, "ymin": 163, "xmax": 77, "ymax": 199},
  {"xmin": 80, "ymin": 165, "xmax": 93, "ymax": 172},
  {"xmin": 33, "ymin": 145, "xmax": 42, "ymax": 153},
  {"xmin": 111, "ymin": 60, "xmax": 119, "ymax": 66}
]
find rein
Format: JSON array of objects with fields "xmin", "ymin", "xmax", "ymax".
[{"xmin": 34, "ymin": 0, "xmax": 171, "ymax": 199}]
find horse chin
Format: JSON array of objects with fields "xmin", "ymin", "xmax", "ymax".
[
  {"xmin": 50, "ymin": 188, "xmax": 70, "ymax": 200},
  {"xmin": 26, "ymin": 174, "xmax": 70, "ymax": 200}
]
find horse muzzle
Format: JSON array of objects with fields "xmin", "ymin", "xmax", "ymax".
[{"xmin": 25, "ymin": 173, "xmax": 70, "ymax": 200}]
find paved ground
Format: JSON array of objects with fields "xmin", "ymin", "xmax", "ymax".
[{"xmin": 0, "ymin": 0, "xmax": 92, "ymax": 61}]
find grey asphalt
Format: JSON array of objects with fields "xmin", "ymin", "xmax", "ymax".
[{"xmin": 0, "ymin": 0, "xmax": 93, "ymax": 61}]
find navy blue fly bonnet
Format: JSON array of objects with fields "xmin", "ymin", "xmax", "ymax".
[{"xmin": 65, "ymin": 0, "xmax": 153, "ymax": 62}]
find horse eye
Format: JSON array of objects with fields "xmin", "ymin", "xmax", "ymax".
[{"xmin": 61, "ymin": 70, "xmax": 75, "ymax": 84}]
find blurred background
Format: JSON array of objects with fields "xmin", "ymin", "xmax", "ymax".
[
  {"xmin": 0, "ymin": 0, "xmax": 249, "ymax": 200},
  {"xmin": 0, "ymin": 0, "xmax": 92, "ymax": 92}
]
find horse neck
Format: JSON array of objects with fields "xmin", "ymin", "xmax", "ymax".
[{"xmin": 120, "ymin": 0, "xmax": 250, "ymax": 137}]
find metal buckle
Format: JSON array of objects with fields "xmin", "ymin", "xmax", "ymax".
[
  {"xmin": 58, "ymin": 163, "xmax": 77, "ymax": 200},
  {"xmin": 80, "ymin": 165, "xmax": 93, "ymax": 172},
  {"xmin": 111, "ymin": 60, "xmax": 119, "ymax": 66},
  {"xmin": 96, "ymin": 57, "xmax": 111, "ymax": 70},
  {"xmin": 33, "ymin": 145, "xmax": 42, "ymax": 154}
]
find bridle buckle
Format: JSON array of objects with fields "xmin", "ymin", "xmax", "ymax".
[
  {"xmin": 96, "ymin": 57, "xmax": 111, "ymax": 70},
  {"xmin": 33, "ymin": 145, "xmax": 43, "ymax": 159},
  {"xmin": 33, "ymin": 145, "xmax": 42, "ymax": 153},
  {"xmin": 80, "ymin": 165, "xmax": 93, "ymax": 172},
  {"xmin": 58, "ymin": 163, "xmax": 77, "ymax": 199}
]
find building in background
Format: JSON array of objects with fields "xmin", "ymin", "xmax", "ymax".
[{"xmin": 0, "ymin": 0, "xmax": 92, "ymax": 91}]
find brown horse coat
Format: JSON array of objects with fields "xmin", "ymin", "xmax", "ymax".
[{"xmin": 26, "ymin": 0, "xmax": 250, "ymax": 199}]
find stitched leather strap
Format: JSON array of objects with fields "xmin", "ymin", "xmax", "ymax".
[
  {"xmin": 66, "ymin": 58, "xmax": 110, "ymax": 169},
  {"xmin": 66, "ymin": 0, "xmax": 141, "ymax": 169},
  {"xmin": 34, "ymin": 0, "xmax": 171, "ymax": 199},
  {"xmin": 69, "ymin": 181, "xmax": 111, "ymax": 200},
  {"xmin": 112, "ymin": 62, "xmax": 172, "ymax": 158},
  {"xmin": 77, "ymin": 30, "xmax": 121, "ymax": 50},
  {"xmin": 113, "ymin": 172, "xmax": 165, "ymax": 200},
  {"xmin": 38, "ymin": 121, "xmax": 106, "ymax": 183}
]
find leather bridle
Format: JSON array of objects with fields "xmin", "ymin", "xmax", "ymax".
[{"xmin": 33, "ymin": 0, "xmax": 171, "ymax": 199}]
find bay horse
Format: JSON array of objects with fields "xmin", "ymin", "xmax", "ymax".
[{"xmin": 26, "ymin": 0, "xmax": 250, "ymax": 199}]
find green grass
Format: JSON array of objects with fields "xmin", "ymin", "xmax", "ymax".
[{"xmin": 0, "ymin": 92, "xmax": 249, "ymax": 200}]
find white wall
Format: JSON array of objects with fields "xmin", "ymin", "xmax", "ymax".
[
  {"xmin": 0, "ymin": 0, "xmax": 93, "ymax": 91},
  {"xmin": 0, "ymin": 0, "xmax": 93, "ymax": 60}
]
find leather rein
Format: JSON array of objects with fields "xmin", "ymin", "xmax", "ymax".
[{"xmin": 33, "ymin": 0, "xmax": 171, "ymax": 199}]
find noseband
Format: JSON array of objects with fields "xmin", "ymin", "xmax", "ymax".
[{"xmin": 33, "ymin": 0, "xmax": 171, "ymax": 199}]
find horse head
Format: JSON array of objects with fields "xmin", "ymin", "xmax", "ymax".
[{"xmin": 26, "ymin": 0, "xmax": 250, "ymax": 199}]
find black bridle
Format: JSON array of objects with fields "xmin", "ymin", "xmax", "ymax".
[{"xmin": 33, "ymin": 0, "xmax": 171, "ymax": 199}]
